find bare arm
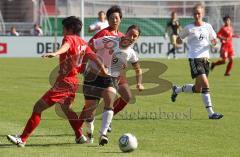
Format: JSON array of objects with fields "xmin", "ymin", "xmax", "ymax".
[
  {"xmin": 132, "ymin": 62, "xmax": 144, "ymax": 91},
  {"xmin": 42, "ymin": 43, "xmax": 70, "ymax": 58},
  {"xmin": 85, "ymin": 46, "xmax": 108, "ymax": 76}
]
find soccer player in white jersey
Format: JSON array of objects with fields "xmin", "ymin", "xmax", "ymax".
[
  {"xmin": 79, "ymin": 25, "xmax": 144, "ymax": 145},
  {"xmin": 88, "ymin": 11, "xmax": 109, "ymax": 34},
  {"xmin": 171, "ymin": 4, "xmax": 223, "ymax": 119}
]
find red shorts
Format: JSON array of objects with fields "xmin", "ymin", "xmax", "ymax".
[
  {"xmin": 118, "ymin": 74, "xmax": 128, "ymax": 85},
  {"xmin": 220, "ymin": 44, "xmax": 234, "ymax": 59},
  {"xmin": 41, "ymin": 77, "xmax": 79, "ymax": 106}
]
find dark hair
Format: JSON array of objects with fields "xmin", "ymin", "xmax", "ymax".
[
  {"xmin": 62, "ymin": 16, "xmax": 82, "ymax": 35},
  {"xmin": 223, "ymin": 15, "xmax": 231, "ymax": 22},
  {"xmin": 171, "ymin": 11, "xmax": 177, "ymax": 16},
  {"xmin": 126, "ymin": 25, "xmax": 141, "ymax": 36},
  {"xmin": 106, "ymin": 5, "xmax": 122, "ymax": 20},
  {"xmin": 98, "ymin": 11, "xmax": 105, "ymax": 16}
]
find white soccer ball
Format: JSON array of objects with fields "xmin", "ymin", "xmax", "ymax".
[{"xmin": 118, "ymin": 133, "xmax": 138, "ymax": 152}]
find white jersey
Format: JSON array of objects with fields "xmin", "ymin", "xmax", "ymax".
[
  {"xmin": 89, "ymin": 20, "xmax": 109, "ymax": 34},
  {"xmin": 179, "ymin": 22, "xmax": 216, "ymax": 58},
  {"xmin": 89, "ymin": 36, "xmax": 139, "ymax": 77}
]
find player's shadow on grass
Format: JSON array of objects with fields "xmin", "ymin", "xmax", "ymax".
[
  {"xmin": 101, "ymin": 151, "xmax": 123, "ymax": 154},
  {"xmin": 27, "ymin": 143, "xmax": 75, "ymax": 147},
  {"xmin": 0, "ymin": 134, "xmax": 74, "ymax": 138},
  {"xmin": 31, "ymin": 134, "xmax": 74, "ymax": 137},
  {"xmin": 0, "ymin": 144, "xmax": 15, "ymax": 148}
]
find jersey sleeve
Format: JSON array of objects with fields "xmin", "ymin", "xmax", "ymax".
[
  {"xmin": 208, "ymin": 24, "xmax": 217, "ymax": 41},
  {"xmin": 128, "ymin": 49, "xmax": 139, "ymax": 63},
  {"xmin": 62, "ymin": 36, "xmax": 73, "ymax": 53},
  {"xmin": 217, "ymin": 27, "xmax": 224, "ymax": 38},
  {"xmin": 84, "ymin": 45, "xmax": 97, "ymax": 61},
  {"xmin": 179, "ymin": 26, "xmax": 189, "ymax": 39},
  {"xmin": 89, "ymin": 29, "xmax": 106, "ymax": 45}
]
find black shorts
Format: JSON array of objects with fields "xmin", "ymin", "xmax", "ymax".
[
  {"xmin": 83, "ymin": 72, "xmax": 118, "ymax": 100},
  {"xmin": 189, "ymin": 58, "xmax": 210, "ymax": 79}
]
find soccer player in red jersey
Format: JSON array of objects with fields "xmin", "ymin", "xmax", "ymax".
[
  {"xmin": 83, "ymin": 5, "xmax": 135, "ymax": 135},
  {"xmin": 211, "ymin": 15, "xmax": 239, "ymax": 76},
  {"xmin": 7, "ymin": 16, "xmax": 107, "ymax": 147}
]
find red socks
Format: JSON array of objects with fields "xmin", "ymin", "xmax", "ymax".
[
  {"xmin": 213, "ymin": 60, "xmax": 225, "ymax": 66},
  {"xmin": 65, "ymin": 110, "xmax": 84, "ymax": 139},
  {"xmin": 20, "ymin": 112, "xmax": 41, "ymax": 142},
  {"xmin": 113, "ymin": 97, "xmax": 128, "ymax": 115},
  {"xmin": 225, "ymin": 60, "xmax": 233, "ymax": 75},
  {"xmin": 20, "ymin": 111, "xmax": 84, "ymax": 142},
  {"xmin": 212, "ymin": 59, "xmax": 233, "ymax": 75}
]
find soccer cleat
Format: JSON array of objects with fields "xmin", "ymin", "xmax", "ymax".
[
  {"xmin": 210, "ymin": 63, "xmax": 215, "ymax": 71},
  {"xmin": 209, "ymin": 113, "xmax": 224, "ymax": 119},
  {"xmin": 99, "ymin": 135, "xmax": 108, "ymax": 146},
  {"xmin": 224, "ymin": 73, "xmax": 230, "ymax": 76},
  {"xmin": 7, "ymin": 135, "xmax": 25, "ymax": 147},
  {"xmin": 86, "ymin": 132, "xmax": 94, "ymax": 144},
  {"xmin": 171, "ymin": 85, "xmax": 178, "ymax": 102},
  {"xmin": 75, "ymin": 135, "xmax": 87, "ymax": 144},
  {"xmin": 107, "ymin": 123, "xmax": 112, "ymax": 133}
]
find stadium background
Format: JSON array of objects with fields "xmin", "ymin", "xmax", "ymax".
[{"xmin": 0, "ymin": 0, "xmax": 240, "ymax": 58}]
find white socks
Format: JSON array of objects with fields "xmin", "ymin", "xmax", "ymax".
[
  {"xmin": 175, "ymin": 84, "xmax": 194, "ymax": 93},
  {"xmin": 100, "ymin": 109, "xmax": 113, "ymax": 136},
  {"xmin": 85, "ymin": 119, "xmax": 95, "ymax": 134},
  {"xmin": 175, "ymin": 84, "xmax": 215, "ymax": 116},
  {"xmin": 201, "ymin": 93, "xmax": 214, "ymax": 116}
]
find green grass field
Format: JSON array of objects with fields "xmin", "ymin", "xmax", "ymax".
[{"xmin": 0, "ymin": 58, "xmax": 240, "ymax": 157}]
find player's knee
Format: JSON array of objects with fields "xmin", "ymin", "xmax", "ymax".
[{"xmin": 33, "ymin": 99, "xmax": 48, "ymax": 113}]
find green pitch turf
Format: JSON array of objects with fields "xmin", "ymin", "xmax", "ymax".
[{"xmin": 0, "ymin": 58, "xmax": 239, "ymax": 157}]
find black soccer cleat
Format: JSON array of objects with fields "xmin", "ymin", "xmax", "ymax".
[
  {"xmin": 171, "ymin": 85, "xmax": 178, "ymax": 102},
  {"xmin": 209, "ymin": 113, "xmax": 224, "ymax": 120},
  {"xmin": 99, "ymin": 135, "xmax": 108, "ymax": 146}
]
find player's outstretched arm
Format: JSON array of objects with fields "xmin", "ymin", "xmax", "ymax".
[
  {"xmin": 85, "ymin": 46, "xmax": 108, "ymax": 76},
  {"xmin": 42, "ymin": 43, "xmax": 70, "ymax": 58},
  {"xmin": 132, "ymin": 62, "xmax": 144, "ymax": 92}
]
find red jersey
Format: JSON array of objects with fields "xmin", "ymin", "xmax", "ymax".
[
  {"xmin": 59, "ymin": 35, "xmax": 96, "ymax": 78},
  {"xmin": 89, "ymin": 26, "xmax": 124, "ymax": 45},
  {"xmin": 217, "ymin": 26, "xmax": 234, "ymax": 45}
]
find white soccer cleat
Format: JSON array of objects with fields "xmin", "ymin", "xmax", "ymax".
[
  {"xmin": 75, "ymin": 135, "xmax": 87, "ymax": 144},
  {"xmin": 7, "ymin": 135, "xmax": 25, "ymax": 147}
]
